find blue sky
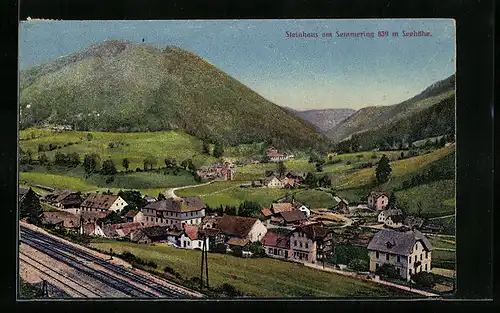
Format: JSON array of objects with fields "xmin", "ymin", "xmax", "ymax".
[{"xmin": 19, "ymin": 19, "xmax": 455, "ymax": 110}]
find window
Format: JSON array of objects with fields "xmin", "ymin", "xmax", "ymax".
[
  {"xmin": 294, "ymin": 240, "xmax": 297, "ymax": 246},
  {"xmin": 426, "ymin": 251, "xmax": 428, "ymax": 259},
  {"xmin": 386, "ymin": 253, "xmax": 389, "ymax": 261},
  {"xmin": 187, "ymin": 241, "xmax": 190, "ymax": 246},
  {"xmin": 420, "ymin": 254, "xmax": 423, "ymax": 261},
  {"xmin": 409, "ymin": 269, "xmax": 412, "ymax": 275},
  {"xmin": 305, "ymin": 243, "xmax": 308, "ymax": 249},
  {"xmin": 269, "ymin": 248, "xmax": 273, "ymax": 254},
  {"xmin": 376, "ymin": 251, "xmax": 379, "ymax": 258},
  {"xmin": 397, "ymin": 255, "xmax": 400, "ymax": 262},
  {"xmin": 198, "ymin": 242, "xmax": 202, "ymax": 247},
  {"xmin": 300, "ymin": 242, "xmax": 303, "ymax": 248},
  {"xmin": 397, "ymin": 268, "xmax": 400, "ymax": 275},
  {"xmin": 156, "ymin": 218, "xmax": 158, "ymax": 222},
  {"xmin": 425, "ymin": 264, "xmax": 427, "ymax": 271},
  {"xmin": 274, "ymin": 248, "xmax": 277, "ymax": 255},
  {"xmin": 414, "ymin": 255, "xmax": 417, "ymax": 263},
  {"xmin": 376, "ymin": 263, "xmax": 379, "ymax": 269}
]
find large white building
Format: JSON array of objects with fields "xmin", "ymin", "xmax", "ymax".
[
  {"xmin": 141, "ymin": 196, "xmax": 206, "ymax": 228},
  {"xmin": 367, "ymin": 229, "xmax": 433, "ymax": 281},
  {"xmin": 80, "ymin": 193, "xmax": 128, "ymax": 213}
]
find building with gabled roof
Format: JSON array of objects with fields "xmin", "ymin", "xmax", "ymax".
[
  {"xmin": 367, "ymin": 229, "xmax": 433, "ymax": 281},
  {"xmin": 260, "ymin": 231, "xmax": 291, "ymax": 259},
  {"xmin": 215, "ymin": 215, "xmax": 267, "ymax": 243},
  {"xmin": 180, "ymin": 225, "xmax": 209, "ymax": 250},
  {"xmin": 142, "ymin": 196, "xmax": 205, "ymax": 228},
  {"xmin": 81, "ymin": 193, "xmax": 128, "ymax": 213},
  {"xmin": 288, "ymin": 223, "xmax": 334, "ymax": 263},
  {"xmin": 368, "ymin": 191, "xmax": 389, "ymax": 210}
]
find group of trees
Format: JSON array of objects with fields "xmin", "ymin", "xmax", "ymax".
[
  {"xmin": 19, "ymin": 188, "xmax": 43, "ymax": 225},
  {"xmin": 303, "ymin": 172, "xmax": 331, "ymax": 188},
  {"xmin": 202, "ymin": 139, "xmax": 224, "ymax": 158},
  {"xmin": 205, "ymin": 201, "xmax": 262, "ymax": 219},
  {"xmin": 375, "ymin": 154, "xmax": 392, "ymax": 184},
  {"xmin": 54, "ymin": 152, "xmax": 81, "ymax": 167}
]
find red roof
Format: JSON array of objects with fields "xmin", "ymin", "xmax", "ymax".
[
  {"xmin": 260, "ymin": 232, "xmax": 290, "ymax": 249},
  {"xmin": 183, "ymin": 225, "xmax": 199, "ymax": 241},
  {"xmin": 227, "ymin": 237, "xmax": 250, "ymax": 247},
  {"xmin": 267, "ymin": 151, "xmax": 283, "ymax": 157},
  {"xmin": 261, "ymin": 208, "xmax": 273, "ymax": 217}
]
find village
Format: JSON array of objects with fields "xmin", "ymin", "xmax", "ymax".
[{"xmin": 19, "ymin": 146, "xmax": 453, "ymax": 296}]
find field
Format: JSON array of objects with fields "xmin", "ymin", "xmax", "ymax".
[
  {"xmin": 332, "ymin": 145, "xmax": 455, "ymax": 190},
  {"xmin": 395, "ymin": 180, "xmax": 455, "ymax": 215},
  {"xmin": 20, "ymin": 128, "xmax": 219, "ymax": 169},
  {"xmin": 234, "ymin": 159, "xmax": 315, "ymax": 181},
  {"xmin": 90, "ymin": 240, "xmax": 413, "ymax": 297},
  {"xmin": 427, "ymin": 235, "xmax": 456, "ymax": 250},
  {"xmin": 432, "ymin": 250, "xmax": 456, "ymax": 270}
]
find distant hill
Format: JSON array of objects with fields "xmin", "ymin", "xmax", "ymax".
[
  {"xmin": 327, "ymin": 74, "xmax": 455, "ymax": 144},
  {"xmin": 283, "ymin": 108, "xmax": 356, "ymax": 134},
  {"xmin": 19, "ymin": 40, "xmax": 326, "ymax": 150}
]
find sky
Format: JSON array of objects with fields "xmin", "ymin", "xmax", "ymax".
[{"xmin": 19, "ymin": 19, "xmax": 455, "ymax": 110}]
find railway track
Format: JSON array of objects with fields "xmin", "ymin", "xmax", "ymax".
[
  {"xmin": 20, "ymin": 226, "xmax": 201, "ymax": 298},
  {"xmin": 20, "ymin": 252, "xmax": 102, "ymax": 298},
  {"xmin": 21, "ymin": 234, "xmax": 158, "ymax": 298}
]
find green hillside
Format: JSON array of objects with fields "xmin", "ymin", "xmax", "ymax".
[
  {"xmin": 20, "ymin": 40, "xmax": 325, "ymax": 150},
  {"xmin": 327, "ymin": 74, "xmax": 455, "ymax": 144}
]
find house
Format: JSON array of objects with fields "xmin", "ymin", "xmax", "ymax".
[
  {"xmin": 266, "ymin": 148, "xmax": 288, "ymax": 162},
  {"xmin": 19, "ymin": 187, "xmax": 40, "ymax": 207},
  {"xmin": 367, "ymin": 229, "xmax": 433, "ymax": 281},
  {"xmin": 111, "ymin": 222, "xmax": 147, "ymax": 238},
  {"xmin": 281, "ymin": 177, "xmax": 300, "ymax": 189},
  {"xmin": 130, "ymin": 225, "xmax": 170, "ymax": 244},
  {"xmin": 251, "ymin": 180, "xmax": 263, "ymax": 187},
  {"xmin": 285, "ymin": 172, "xmax": 307, "ymax": 181},
  {"xmin": 270, "ymin": 203, "xmax": 294, "ymax": 215},
  {"xmin": 367, "ymin": 191, "xmax": 389, "ymax": 210},
  {"xmin": 261, "ymin": 208, "xmax": 273, "ymax": 219},
  {"xmin": 79, "ymin": 211, "xmax": 110, "ymax": 224},
  {"xmin": 262, "ymin": 175, "xmax": 283, "ymax": 188},
  {"xmin": 124, "ymin": 210, "xmax": 144, "ymax": 223},
  {"xmin": 331, "ymin": 196, "xmax": 349, "ymax": 213},
  {"xmin": 143, "ymin": 196, "xmax": 157, "ymax": 204},
  {"xmin": 385, "ymin": 214, "xmax": 405, "ymax": 229},
  {"xmin": 80, "ymin": 222, "xmax": 106, "ymax": 237},
  {"xmin": 293, "ymin": 202, "xmax": 310, "ymax": 217},
  {"xmin": 199, "ymin": 228, "xmax": 225, "ymax": 249},
  {"xmin": 327, "ymin": 152, "xmax": 338, "ymax": 157},
  {"xmin": 260, "ymin": 231, "xmax": 291, "ymax": 259},
  {"xmin": 404, "ymin": 216, "xmax": 424, "ymax": 229},
  {"xmin": 142, "ymin": 196, "xmax": 205, "ymax": 228},
  {"xmin": 215, "ymin": 215, "xmax": 267, "ymax": 243},
  {"xmin": 277, "ymin": 210, "xmax": 308, "ymax": 226},
  {"xmin": 377, "ymin": 208, "xmax": 403, "ymax": 223},
  {"xmin": 289, "ymin": 223, "xmax": 333, "ymax": 263},
  {"xmin": 180, "ymin": 225, "xmax": 210, "ymax": 250},
  {"xmin": 80, "ymin": 193, "xmax": 128, "ymax": 213},
  {"xmin": 41, "ymin": 211, "xmax": 81, "ymax": 230},
  {"xmin": 42, "ymin": 190, "xmax": 83, "ymax": 210}
]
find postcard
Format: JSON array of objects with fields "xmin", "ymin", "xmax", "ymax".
[{"xmin": 18, "ymin": 19, "xmax": 456, "ymax": 299}]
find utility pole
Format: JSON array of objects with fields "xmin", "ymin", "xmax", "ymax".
[
  {"xmin": 200, "ymin": 234, "xmax": 209, "ymax": 289},
  {"xmin": 41, "ymin": 279, "xmax": 49, "ymax": 297}
]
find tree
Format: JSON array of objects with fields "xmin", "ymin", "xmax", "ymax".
[
  {"xmin": 277, "ymin": 161, "xmax": 287, "ymax": 178},
  {"xmin": 348, "ymin": 259, "xmax": 369, "ymax": 272},
  {"xmin": 315, "ymin": 161, "xmax": 324, "ymax": 172},
  {"xmin": 38, "ymin": 153, "xmax": 49, "ymax": 165},
  {"xmin": 319, "ymin": 174, "xmax": 331, "ymax": 188},
  {"xmin": 83, "ymin": 153, "xmax": 101, "ymax": 175},
  {"xmin": 19, "ymin": 188, "xmax": 42, "ymax": 225},
  {"xmin": 411, "ymin": 272, "xmax": 436, "ymax": 288},
  {"xmin": 117, "ymin": 190, "xmax": 146, "ymax": 210},
  {"xmin": 187, "ymin": 159, "xmax": 196, "ymax": 172},
  {"xmin": 97, "ymin": 211, "xmax": 123, "ymax": 225},
  {"xmin": 158, "ymin": 193, "xmax": 166, "ymax": 200},
  {"xmin": 261, "ymin": 155, "xmax": 271, "ymax": 163},
  {"xmin": 388, "ymin": 191, "xmax": 397, "ymax": 209},
  {"xmin": 304, "ymin": 172, "xmax": 316, "ymax": 187},
  {"xmin": 86, "ymin": 133, "xmax": 93, "ymax": 141},
  {"xmin": 202, "ymin": 140, "xmax": 210, "ymax": 155},
  {"xmin": 122, "ymin": 158, "xmax": 130, "ymax": 171},
  {"xmin": 375, "ymin": 154, "xmax": 392, "ymax": 183},
  {"xmin": 101, "ymin": 159, "xmax": 117, "ymax": 175},
  {"xmin": 67, "ymin": 152, "xmax": 80, "ymax": 167},
  {"xmin": 238, "ymin": 201, "xmax": 262, "ymax": 218},
  {"xmin": 213, "ymin": 142, "xmax": 224, "ymax": 158},
  {"xmin": 375, "ymin": 263, "xmax": 400, "ymax": 279},
  {"xmin": 180, "ymin": 160, "xmax": 188, "ymax": 169}
]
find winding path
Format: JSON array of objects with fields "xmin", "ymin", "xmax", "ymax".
[{"xmin": 165, "ymin": 181, "xmax": 212, "ymax": 198}]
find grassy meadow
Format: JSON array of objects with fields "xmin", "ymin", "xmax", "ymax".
[{"xmin": 90, "ymin": 240, "xmax": 413, "ymax": 297}]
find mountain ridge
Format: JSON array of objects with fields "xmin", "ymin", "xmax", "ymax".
[{"xmin": 20, "ymin": 40, "xmax": 327, "ymax": 150}]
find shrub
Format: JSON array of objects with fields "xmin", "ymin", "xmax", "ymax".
[
  {"xmin": 211, "ymin": 243, "xmax": 228, "ymax": 254},
  {"xmin": 247, "ymin": 242, "xmax": 266, "ymax": 258},
  {"xmin": 229, "ymin": 246, "xmax": 242, "ymax": 257},
  {"xmin": 147, "ymin": 261, "xmax": 158, "ymax": 268},
  {"xmin": 346, "ymin": 161, "xmax": 352, "ymax": 165},
  {"xmin": 411, "ymin": 271, "xmax": 436, "ymax": 288},
  {"xmin": 135, "ymin": 167, "xmax": 142, "ymax": 172},
  {"xmin": 164, "ymin": 266, "xmax": 176, "ymax": 275},
  {"xmin": 217, "ymin": 283, "xmax": 243, "ymax": 297},
  {"xmin": 348, "ymin": 258, "xmax": 369, "ymax": 272},
  {"xmin": 375, "ymin": 263, "xmax": 400, "ymax": 279}
]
